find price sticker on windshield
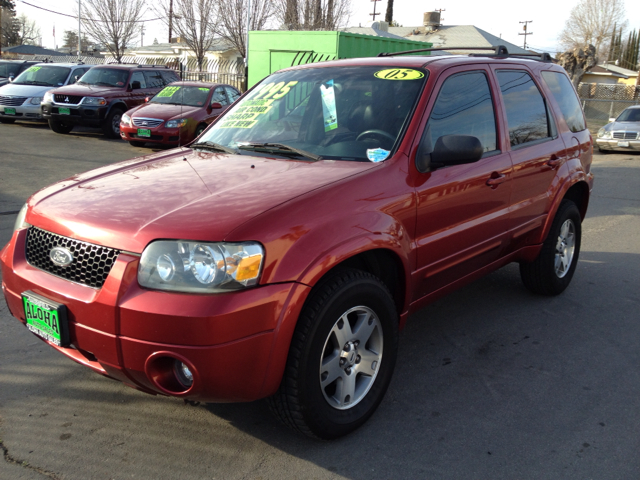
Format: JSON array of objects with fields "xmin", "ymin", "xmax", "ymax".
[
  {"xmin": 374, "ymin": 69, "xmax": 424, "ymax": 80},
  {"xmin": 157, "ymin": 86, "xmax": 180, "ymax": 97},
  {"xmin": 27, "ymin": 66, "xmax": 42, "ymax": 73}
]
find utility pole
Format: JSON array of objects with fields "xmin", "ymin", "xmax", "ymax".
[
  {"xmin": 519, "ymin": 20, "xmax": 533, "ymax": 50},
  {"xmin": 77, "ymin": 0, "xmax": 81, "ymax": 56},
  {"xmin": 370, "ymin": 0, "xmax": 381, "ymax": 22},
  {"xmin": 140, "ymin": 24, "xmax": 145, "ymax": 47},
  {"xmin": 168, "ymin": 0, "xmax": 173, "ymax": 43}
]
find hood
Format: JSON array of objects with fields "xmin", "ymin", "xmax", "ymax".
[
  {"xmin": 27, "ymin": 150, "xmax": 377, "ymax": 253},
  {"xmin": 608, "ymin": 121, "xmax": 640, "ymax": 132},
  {"xmin": 50, "ymin": 83, "xmax": 125, "ymax": 97},
  {"xmin": 129, "ymin": 103, "xmax": 202, "ymax": 120},
  {"xmin": 0, "ymin": 83, "xmax": 54, "ymax": 97}
]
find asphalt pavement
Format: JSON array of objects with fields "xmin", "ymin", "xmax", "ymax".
[{"xmin": 1, "ymin": 121, "xmax": 640, "ymax": 479}]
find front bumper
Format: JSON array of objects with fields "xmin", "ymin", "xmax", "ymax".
[
  {"xmin": 595, "ymin": 138, "xmax": 640, "ymax": 152},
  {"xmin": 1, "ymin": 227, "xmax": 310, "ymax": 402},
  {"xmin": 0, "ymin": 103, "xmax": 45, "ymax": 121},
  {"xmin": 120, "ymin": 124, "xmax": 188, "ymax": 146},
  {"xmin": 41, "ymin": 101, "xmax": 108, "ymax": 127}
]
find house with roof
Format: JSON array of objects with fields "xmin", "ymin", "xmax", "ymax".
[
  {"xmin": 582, "ymin": 63, "xmax": 639, "ymax": 86},
  {"xmin": 3, "ymin": 45, "xmax": 67, "ymax": 57},
  {"xmin": 344, "ymin": 11, "xmax": 530, "ymax": 55}
]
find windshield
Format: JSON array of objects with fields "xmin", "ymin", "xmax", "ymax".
[
  {"xmin": 616, "ymin": 108, "xmax": 640, "ymax": 122},
  {"xmin": 13, "ymin": 65, "xmax": 71, "ymax": 86},
  {"xmin": 0, "ymin": 62, "xmax": 24, "ymax": 78},
  {"xmin": 151, "ymin": 85, "xmax": 210, "ymax": 107},
  {"xmin": 200, "ymin": 66, "xmax": 427, "ymax": 162},
  {"xmin": 78, "ymin": 67, "xmax": 129, "ymax": 87}
]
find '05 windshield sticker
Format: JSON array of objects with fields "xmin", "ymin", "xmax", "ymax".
[
  {"xmin": 26, "ymin": 66, "xmax": 42, "ymax": 73},
  {"xmin": 320, "ymin": 80, "xmax": 338, "ymax": 132},
  {"xmin": 367, "ymin": 148, "xmax": 390, "ymax": 162},
  {"xmin": 374, "ymin": 69, "xmax": 424, "ymax": 80},
  {"xmin": 157, "ymin": 86, "xmax": 181, "ymax": 97},
  {"xmin": 199, "ymin": 87, "xmax": 209, "ymax": 92}
]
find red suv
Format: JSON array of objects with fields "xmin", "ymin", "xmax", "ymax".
[
  {"xmin": 1, "ymin": 47, "xmax": 594, "ymax": 439},
  {"xmin": 41, "ymin": 64, "xmax": 180, "ymax": 137}
]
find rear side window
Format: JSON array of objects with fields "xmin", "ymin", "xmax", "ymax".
[
  {"xmin": 497, "ymin": 70, "xmax": 551, "ymax": 147},
  {"xmin": 423, "ymin": 71, "xmax": 497, "ymax": 154},
  {"xmin": 161, "ymin": 70, "xmax": 181, "ymax": 84},
  {"xmin": 541, "ymin": 71, "xmax": 586, "ymax": 133},
  {"xmin": 144, "ymin": 71, "xmax": 164, "ymax": 88}
]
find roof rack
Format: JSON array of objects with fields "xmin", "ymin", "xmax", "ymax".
[{"xmin": 378, "ymin": 45, "xmax": 553, "ymax": 63}]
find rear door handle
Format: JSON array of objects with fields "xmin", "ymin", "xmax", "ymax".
[
  {"xmin": 486, "ymin": 173, "xmax": 506, "ymax": 188},
  {"xmin": 546, "ymin": 154, "xmax": 564, "ymax": 168}
]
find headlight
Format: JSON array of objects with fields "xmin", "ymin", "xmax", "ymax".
[
  {"xmin": 13, "ymin": 203, "xmax": 29, "ymax": 232},
  {"xmin": 28, "ymin": 97, "xmax": 43, "ymax": 105},
  {"xmin": 121, "ymin": 113, "xmax": 131, "ymax": 126},
  {"xmin": 597, "ymin": 127, "xmax": 612, "ymax": 139},
  {"xmin": 166, "ymin": 118, "xmax": 187, "ymax": 128},
  {"xmin": 43, "ymin": 91, "xmax": 53, "ymax": 103},
  {"xmin": 81, "ymin": 97, "xmax": 107, "ymax": 106},
  {"xmin": 138, "ymin": 240, "xmax": 264, "ymax": 293}
]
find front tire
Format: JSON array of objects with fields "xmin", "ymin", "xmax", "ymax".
[
  {"xmin": 48, "ymin": 118, "xmax": 73, "ymax": 134},
  {"xmin": 102, "ymin": 108, "xmax": 124, "ymax": 138},
  {"xmin": 268, "ymin": 269, "xmax": 398, "ymax": 439},
  {"xmin": 520, "ymin": 200, "xmax": 582, "ymax": 295}
]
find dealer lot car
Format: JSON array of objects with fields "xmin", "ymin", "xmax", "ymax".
[
  {"xmin": 41, "ymin": 64, "xmax": 180, "ymax": 138},
  {"xmin": 0, "ymin": 60, "xmax": 39, "ymax": 87},
  {"xmin": 0, "ymin": 63, "xmax": 93, "ymax": 124},
  {"xmin": 119, "ymin": 81, "xmax": 240, "ymax": 147},
  {"xmin": 596, "ymin": 105, "xmax": 640, "ymax": 152},
  {"xmin": 1, "ymin": 47, "xmax": 593, "ymax": 439}
]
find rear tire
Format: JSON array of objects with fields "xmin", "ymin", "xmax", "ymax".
[
  {"xmin": 520, "ymin": 200, "xmax": 582, "ymax": 295},
  {"xmin": 48, "ymin": 118, "xmax": 73, "ymax": 134},
  {"xmin": 102, "ymin": 108, "xmax": 124, "ymax": 138},
  {"xmin": 268, "ymin": 268, "xmax": 398, "ymax": 439},
  {"xmin": 0, "ymin": 117, "xmax": 16, "ymax": 124}
]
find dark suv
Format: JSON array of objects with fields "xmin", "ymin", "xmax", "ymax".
[
  {"xmin": 2, "ymin": 46, "xmax": 594, "ymax": 439},
  {"xmin": 0, "ymin": 60, "xmax": 40, "ymax": 86},
  {"xmin": 41, "ymin": 64, "xmax": 180, "ymax": 137}
]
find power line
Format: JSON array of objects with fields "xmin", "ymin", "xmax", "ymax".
[{"xmin": 15, "ymin": 0, "xmax": 163, "ymax": 23}]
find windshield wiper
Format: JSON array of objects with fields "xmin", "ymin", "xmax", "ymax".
[
  {"xmin": 237, "ymin": 142, "xmax": 321, "ymax": 162},
  {"xmin": 94, "ymin": 82, "xmax": 113, "ymax": 86},
  {"xmin": 21, "ymin": 81, "xmax": 52, "ymax": 86},
  {"xmin": 191, "ymin": 141, "xmax": 239, "ymax": 155}
]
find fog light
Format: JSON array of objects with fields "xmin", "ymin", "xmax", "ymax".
[{"xmin": 174, "ymin": 360, "xmax": 193, "ymax": 388}]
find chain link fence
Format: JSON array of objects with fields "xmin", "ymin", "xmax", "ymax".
[
  {"xmin": 578, "ymin": 82, "xmax": 640, "ymax": 132},
  {"xmin": 13, "ymin": 54, "xmax": 247, "ymax": 92}
]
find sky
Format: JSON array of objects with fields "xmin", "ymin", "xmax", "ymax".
[{"xmin": 13, "ymin": 0, "xmax": 640, "ymax": 55}]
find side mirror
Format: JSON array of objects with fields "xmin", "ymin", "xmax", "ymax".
[
  {"xmin": 211, "ymin": 102, "xmax": 223, "ymax": 109},
  {"xmin": 74, "ymin": 75, "xmax": 81, "ymax": 83},
  {"xmin": 609, "ymin": 117, "xmax": 616, "ymax": 123},
  {"xmin": 8, "ymin": 75, "xmax": 14, "ymax": 83},
  {"xmin": 416, "ymin": 135, "xmax": 483, "ymax": 173},
  {"xmin": 131, "ymin": 81, "xmax": 142, "ymax": 90}
]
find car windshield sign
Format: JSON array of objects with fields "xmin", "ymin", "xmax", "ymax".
[{"xmin": 199, "ymin": 66, "xmax": 427, "ymax": 162}]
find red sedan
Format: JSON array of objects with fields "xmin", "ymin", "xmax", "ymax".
[{"xmin": 119, "ymin": 81, "xmax": 240, "ymax": 147}]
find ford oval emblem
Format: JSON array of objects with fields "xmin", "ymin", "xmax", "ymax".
[{"xmin": 50, "ymin": 247, "xmax": 74, "ymax": 267}]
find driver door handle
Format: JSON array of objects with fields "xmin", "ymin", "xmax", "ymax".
[{"xmin": 486, "ymin": 173, "xmax": 506, "ymax": 188}]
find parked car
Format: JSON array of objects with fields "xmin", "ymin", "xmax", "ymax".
[
  {"xmin": 1, "ymin": 47, "xmax": 594, "ymax": 440},
  {"xmin": 0, "ymin": 63, "xmax": 93, "ymax": 124},
  {"xmin": 40, "ymin": 64, "xmax": 180, "ymax": 137},
  {"xmin": 119, "ymin": 81, "xmax": 240, "ymax": 147},
  {"xmin": 595, "ymin": 105, "xmax": 640, "ymax": 152},
  {"xmin": 0, "ymin": 60, "xmax": 39, "ymax": 87}
]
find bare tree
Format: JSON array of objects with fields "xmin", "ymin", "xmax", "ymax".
[
  {"xmin": 276, "ymin": 0, "xmax": 350, "ymax": 31},
  {"xmin": 557, "ymin": 44, "xmax": 598, "ymax": 88},
  {"xmin": 81, "ymin": 0, "xmax": 145, "ymax": 63},
  {"xmin": 15, "ymin": 13, "xmax": 40, "ymax": 45},
  {"xmin": 558, "ymin": 0, "xmax": 627, "ymax": 58},
  {"xmin": 154, "ymin": 0, "xmax": 218, "ymax": 72},
  {"xmin": 214, "ymin": 0, "xmax": 273, "ymax": 59}
]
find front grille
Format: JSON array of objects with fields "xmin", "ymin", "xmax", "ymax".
[
  {"xmin": 54, "ymin": 94, "xmax": 83, "ymax": 105},
  {"xmin": 613, "ymin": 131, "xmax": 638, "ymax": 140},
  {"xmin": 25, "ymin": 227, "xmax": 120, "ymax": 289},
  {"xmin": 0, "ymin": 96, "xmax": 27, "ymax": 106},
  {"xmin": 133, "ymin": 118, "xmax": 163, "ymax": 128}
]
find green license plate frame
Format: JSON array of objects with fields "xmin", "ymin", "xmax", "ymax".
[
  {"xmin": 22, "ymin": 291, "xmax": 69, "ymax": 347},
  {"xmin": 4, "ymin": 107, "xmax": 16, "ymax": 115},
  {"xmin": 137, "ymin": 128, "xmax": 151, "ymax": 137},
  {"xmin": 59, "ymin": 107, "xmax": 71, "ymax": 115}
]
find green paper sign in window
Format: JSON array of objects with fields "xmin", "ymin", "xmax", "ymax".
[{"xmin": 157, "ymin": 86, "xmax": 181, "ymax": 97}]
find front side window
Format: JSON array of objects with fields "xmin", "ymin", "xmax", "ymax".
[
  {"xmin": 422, "ymin": 71, "xmax": 497, "ymax": 155},
  {"xmin": 144, "ymin": 71, "xmax": 164, "ymax": 88},
  {"xmin": 130, "ymin": 72, "xmax": 146, "ymax": 89},
  {"xmin": 497, "ymin": 70, "xmax": 550, "ymax": 147},
  {"xmin": 12, "ymin": 65, "xmax": 71, "ymax": 86},
  {"xmin": 199, "ymin": 66, "xmax": 427, "ymax": 162},
  {"xmin": 541, "ymin": 71, "xmax": 586, "ymax": 133},
  {"xmin": 225, "ymin": 86, "xmax": 240, "ymax": 103},
  {"xmin": 211, "ymin": 87, "xmax": 229, "ymax": 105},
  {"xmin": 78, "ymin": 68, "xmax": 129, "ymax": 87}
]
